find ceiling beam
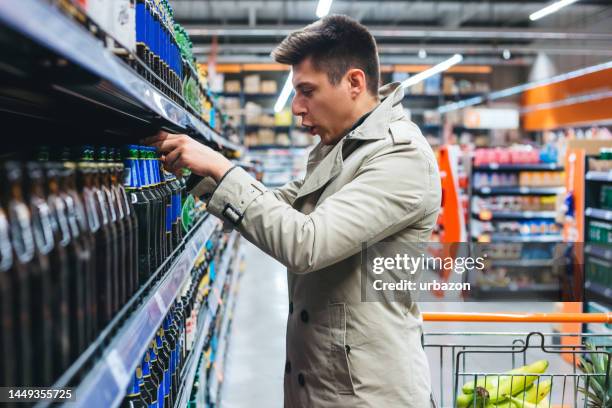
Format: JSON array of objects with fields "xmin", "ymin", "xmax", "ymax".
[
  {"xmin": 185, "ymin": 25, "xmax": 612, "ymax": 41},
  {"xmin": 191, "ymin": 43, "xmax": 612, "ymax": 57}
]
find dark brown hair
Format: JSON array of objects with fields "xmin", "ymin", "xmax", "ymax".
[{"xmin": 272, "ymin": 14, "xmax": 380, "ymax": 96}]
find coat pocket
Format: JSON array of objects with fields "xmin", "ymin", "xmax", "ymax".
[{"xmin": 328, "ymin": 303, "xmax": 355, "ymax": 395}]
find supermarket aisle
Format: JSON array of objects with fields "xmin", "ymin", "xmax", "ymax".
[{"xmin": 221, "ymin": 240, "xmax": 288, "ymax": 408}]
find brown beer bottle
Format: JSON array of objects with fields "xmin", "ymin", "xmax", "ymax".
[
  {"xmin": 40, "ymin": 161, "xmax": 72, "ymax": 378},
  {"xmin": 23, "ymin": 162, "xmax": 55, "ymax": 385},
  {"xmin": 0, "ymin": 182, "xmax": 15, "ymax": 387},
  {"xmin": 57, "ymin": 157, "xmax": 91, "ymax": 357},
  {"xmin": 112, "ymin": 149, "xmax": 138, "ymax": 299},
  {"xmin": 81, "ymin": 147, "xmax": 114, "ymax": 328},
  {"xmin": 74, "ymin": 151, "xmax": 101, "ymax": 341},
  {"xmin": 1, "ymin": 162, "xmax": 34, "ymax": 386},
  {"xmin": 95, "ymin": 147, "xmax": 122, "ymax": 314}
]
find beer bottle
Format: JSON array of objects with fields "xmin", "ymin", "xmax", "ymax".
[
  {"xmin": 122, "ymin": 366, "xmax": 148, "ymax": 408},
  {"xmin": 149, "ymin": 341, "xmax": 165, "ymax": 408},
  {"xmin": 41, "ymin": 161, "xmax": 72, "ymax": 377},
  {"xmin": 0, "ymin": 191, "xmax": 15, "ymax": 387},
  {"xmin": 155, "ymin": 151, "xmax": 173, "ymax": 256},
  {"xmin": 155, "ymin": 328, "xmax": 173, "ymax": 407},
  {"xmin": 162, "ymin": 314, "xmax": 178, "ymax": 398},
  {"xmin": 148, "ymin": 148, "xmax": 169, "ymax": 262},
  {"xmin": 140, "ymin": 147, "xmax": 163, "ymax": 268},
  {"xmin": 95, "ymin": 147, "xmax": 122, "ymax": 313},
  {"xmin": 82, "ymin": 147, "xmax": 113, "ymax": 328},
  {"xmin": 57, "ymin": 159, "xmax": 91, "ymax": 357},
  {"xmin": 140, "ymin": 351, "xmax": 158, "ymax": 408},
  {"xmin": 2, "ymin": 162, "xmax": 34, "ymax": 386},
  {"xmin": 24, "ymin": 162, "xmax": 55, "ymax": 385},
  {"xmin": 113, "ymin": 149, "xmax": 138, "ymax": 299},
  {"xmin": 107, "ymin": 148, "xmax": 130, "ymax": 304},
  {"xmin": 71, "ymin": 152, "xmax": 100, "ymax": 344},
  {"xmin": 124, "ymin": 146, "xmax": 152, "ymax": 284}
]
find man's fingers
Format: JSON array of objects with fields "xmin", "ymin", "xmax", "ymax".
[
  {"xmin": 164, "ymin": 149, "xmax": 183, "ymax": 173},
  {"xmin": 150, "ymin": 138, "xmax": 182, "ymax": 154}
]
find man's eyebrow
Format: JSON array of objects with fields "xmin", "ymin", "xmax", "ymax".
[{"xmin": 294, "ymin": 81, "xmax": 315, "ymax": 90}]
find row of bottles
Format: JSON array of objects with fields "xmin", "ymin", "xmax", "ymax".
[
  {"xmin": 0, "ymin": 145, "xmax": 188, "ymax": 387},
  {"xmin": 122, "ymin": 234, "xmax": 221, "ymax": 408}
]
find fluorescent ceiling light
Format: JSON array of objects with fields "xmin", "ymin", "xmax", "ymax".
[
  {"xmin": 529, "ymin": 0, "xmax": 580, "ymax": 21},
  {"xmin": 316, "ymin": 0, "xmax": 333, "ymax": 18},
  {"xmin": 401, "ymin": 54, "xmax": 463, "ymax": 89},
  {"xmin": 274, "ymin": 71, "xmax": 293, "ymax": 113}
]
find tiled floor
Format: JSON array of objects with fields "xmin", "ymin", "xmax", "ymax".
[{"xmin": 220, "ymin": 241, "xmax": 565, "ymax": 407}]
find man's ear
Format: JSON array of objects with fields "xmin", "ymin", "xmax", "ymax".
[{"xmin": 346, "ymin": 69, "xmax": 367, "ymax": 98}]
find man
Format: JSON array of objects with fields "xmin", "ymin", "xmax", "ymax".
[{"xmin": 148, "ymin": 14, "xmax": 441, "ymax": 408}]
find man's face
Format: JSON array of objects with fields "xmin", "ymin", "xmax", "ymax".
[{"xmin": 291, "ymin": 57, "xmax": 356, "ymax": 145}]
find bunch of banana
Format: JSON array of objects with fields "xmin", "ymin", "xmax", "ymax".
[{"xmin": 455, "ymin": 360, "xmax": 550, "ymax": 408}]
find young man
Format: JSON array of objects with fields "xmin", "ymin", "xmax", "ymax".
[{"xmin": 147, "ymin": 14, "xmax": 440, "ymax": 408}]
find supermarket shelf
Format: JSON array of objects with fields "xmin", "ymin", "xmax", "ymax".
[
  {"xmin": 473, "ymin": 163, "xmax": 564, "ymax": 172},
  {"xmin": 473, "ymin": 186, "xmax": 565, "ymax": 196},
  {"xmin": 0, "ymin": 0, "xmax": 241, "ymax": 152},
  {"xmin": 248, "ymin": 144, "xmax": 313, "ymax": 150},
  {"xmin": 472, "ymin": 211, "xmax": 557, "ymax": 221},
  {"xmin": 207, "ymin": 247, "xmax": 242, "ymax": 404},
  {"xmin": 585, "ymin": 243, "xmax": 612, "ymax": 261},
  {"xmin": 585, "ymin": 207, "xmax": 612, "ymax": 222},
  {"xmin": 586, "ymin": 171, "xmax": 612, "ymax": 182},
  {"xmin": 175, "ymin": 231, "xmax": 239, "ymax": 408},
  {"xmin": 65, "ymin": 216, "xmax": 221, "ymax": 408},
  {"xmin": 475, "ymin": 234, "xmax": 563, "ymax": 243},
  {"xmin": 585, "ymin": 281, "xmax": 612, "ymax": 306}
]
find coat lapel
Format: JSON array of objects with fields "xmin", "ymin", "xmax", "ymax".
[{"xmin": 294, "ymin": 82, "xmax": 406, "ymax": 201}]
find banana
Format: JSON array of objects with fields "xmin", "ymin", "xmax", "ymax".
[
  {"xmin": 462, "ymin": 360, "xmax": 548, "ymax": 395},
  {"xmin": 456, "ymin": 393, "xmax": 474, "ymax": 408},
  {"xmin": 508, "ymin": 396, "xmax": 551, "ymax": 408},
  {"xmin": 521, "ymin": 380, "xmax": 552, "ymax": 403},
  {"xmin": 486, "ymin": 360, "xmax": 549, "ymax": 403}
]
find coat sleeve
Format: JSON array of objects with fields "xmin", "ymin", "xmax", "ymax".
[{"xmin": 206, "ymin": 142, "xmax": 440, "ymax": 274}]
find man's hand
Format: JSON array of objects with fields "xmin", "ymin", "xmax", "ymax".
[{"xmin": 144, "ymin": 131, "xmax": 233, "ymax": 182}]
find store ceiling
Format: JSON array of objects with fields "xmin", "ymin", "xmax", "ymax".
[{"xmin": 172, "ymin": 0, "xmax": 612, "ymax": 65}]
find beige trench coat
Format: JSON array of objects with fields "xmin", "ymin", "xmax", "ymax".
[{"xmin": 196, "ymin": 82, "xmax": 442, "ymax": 407}]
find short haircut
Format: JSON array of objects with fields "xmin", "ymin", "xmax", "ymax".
[{"xmin": 271, "ymin": 14, "xmax": 380, "ymax": 96}]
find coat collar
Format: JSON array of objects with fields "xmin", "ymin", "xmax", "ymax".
[{"xmin": 294, "ymin": 82, "xmax": 405, "ymax": 200}]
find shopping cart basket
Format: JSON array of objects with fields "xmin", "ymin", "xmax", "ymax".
[{"xmin": 422, "ymin": 312, "xmax": 612, "ymax": 408}]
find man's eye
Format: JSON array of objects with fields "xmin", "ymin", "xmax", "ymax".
[{"xmin": 302, "ymin": 89, "xmax": 313, "ymax": 96}]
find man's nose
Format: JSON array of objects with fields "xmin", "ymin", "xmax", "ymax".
[{"xmin": 291, "ymin": 95, "xmax": 306, "ymax": 117}]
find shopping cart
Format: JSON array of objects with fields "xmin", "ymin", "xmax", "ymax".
[{"xmin": 422, "ymin": 312, "xmax": 612, "ymax": 408}]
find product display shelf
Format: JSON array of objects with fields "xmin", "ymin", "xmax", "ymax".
[
  {"xmin": 585, "ymin": 243, "xmax": 612, "ymax": 261},
  {"xmin": 206, "ymin": 245, "xmax": 243, "ymax": 406},
  {"xmin": 475, "ymin": 233, "xmax": 564, "ymax": 243},
  {"xmin": 487, "ymin": 258, "xmax": 555, "ymax": 268},
  {"xmin": 36, "ymin": 215, "xmax": 221, "ymax": 408},
  {"xmin": 175, "ymin": 231, "xmax": 240, "ymax": 408},
  {"xmin": 473, "ymin": 163, "xmax": 564, "ymax": 172},
  {"xmin": 586, "ymin": 171, "xmax": 612, "ymax": 182},
  {"xmin": 472, "ymin": 211, "xmax": 558, "ymax": 221},
  {"xmin": 0, "ymin": 0, "xmax": 240, "ymax": 153},
  {"xmin": 473, "ymin": 186, "xmax": 566, "ymax": 196},
  {"xmin": 583, "ymin": 155, "xmax": 612, "ymax": 335}
]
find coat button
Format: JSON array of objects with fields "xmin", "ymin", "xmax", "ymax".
[
  {"xmin": 298, "ymin": 373, "xmax": 305, "ymax": 387},
  {"xmin": 345, "ymin": 344, "xmax": 351, "ymax": 354},
  {"xmin": 300, "ymin": 310, "xmax": 309, "ymax": 323},
  {"xmin": 289, "ymin": 302, "xmax": 293, "ymax": 314},
  {"xmin": 285, "ymin": 360, "xmax": 291, "ymax": 374}
]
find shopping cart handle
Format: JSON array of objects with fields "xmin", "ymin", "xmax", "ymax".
[{"xmin": 422, "ymin": 312, "xmax": 612, "ymax": 324}]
